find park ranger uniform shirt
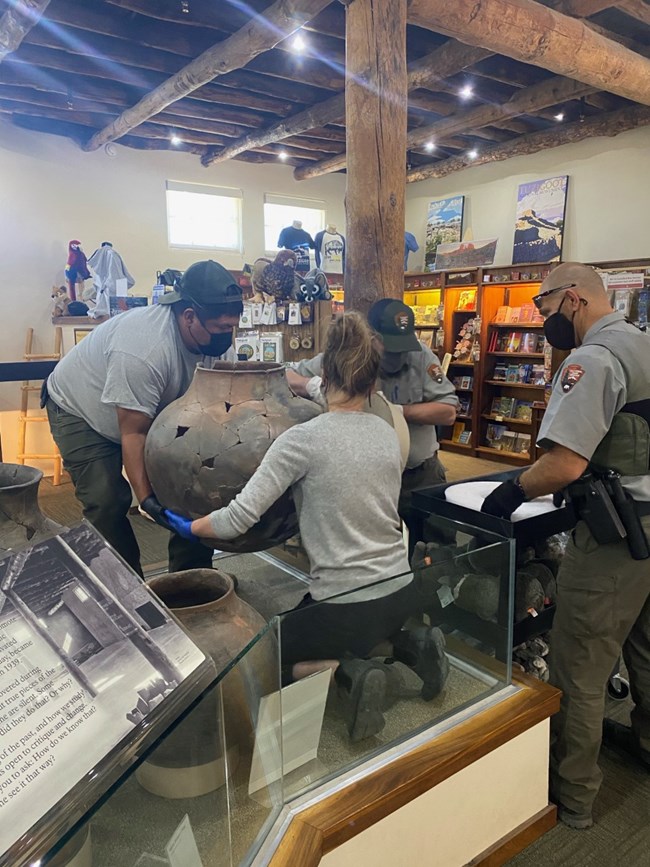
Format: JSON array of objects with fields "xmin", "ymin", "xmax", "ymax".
[
  {"xmin": 537, "ymin": 312, "xmax": 650, "ymax": 501},
  {"xmin": 47, "ymin": 304, "xmax": 234, "ymax": 443},
  {"xmin": 292, "ymin": 343, "xmax": 459, "ymax": 469}
]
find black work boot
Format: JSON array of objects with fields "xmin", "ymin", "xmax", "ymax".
[
  {"xmin": 602, "ymin": 719, "xmax": 650, "ymax": 771},
  {"xmin": 335, "ymin": 659, "xmax": 387, "ymax": 742},
  {"xmin": 391, "ymin": 626, "xmax": 450, "ymax": 700}
]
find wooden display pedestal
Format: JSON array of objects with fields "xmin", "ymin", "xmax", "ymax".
[{"xmin": 263, "ymin": 674, "xmax": 560, "ymax": 867}]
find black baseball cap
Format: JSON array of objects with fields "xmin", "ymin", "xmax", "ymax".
[
  {"xmin": 158, "ymin": 260, "xmax": 242, "ymax": 307},
  {"xmin": 367, "ymin": 299, "xmax": 421, "ymax": 353}
]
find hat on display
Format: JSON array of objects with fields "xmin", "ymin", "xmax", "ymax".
[
  {"xmin": 367, "ymin": 298, "xmax": 421, "ymax": 353},
  {"xmin": 158, "ymin": 260, "xmax": 242, "ymax": 307}
]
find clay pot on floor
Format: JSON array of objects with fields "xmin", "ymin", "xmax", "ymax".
[
  {"xmin": 137, "ymin": 569, "xmax": 274, "ymax": 799},
  {"xmin": 144, "ymin": 362, "xmax": 321, "ymax": 552},
  {"xmin": 0, "ymin": 463, "xmax": 62, "ymax": 554}
]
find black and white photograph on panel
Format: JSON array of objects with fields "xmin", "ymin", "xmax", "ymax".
[{"xmin": 0, "ymin": 524, "xmax": 206, "ymax": 861}]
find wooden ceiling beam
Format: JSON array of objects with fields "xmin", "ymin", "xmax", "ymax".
[
  {"xmin": 202, "ymin": 40, "xmax": 490, "ymax": 165},
  {"xmin": 82, "ymin": 0, "xmax": 333, "ymax": 151},
  {"xmin": 549, "ymin": 1, "xmax": 614, "ymax": 15},
  {"xmin": 406, "ymin": 103, "xmax": 650, "ymax": 182},
  {"xmin": 294, "ymin": 74, "xmax": 593, "ymax": 180},
  {"xmin": 0, "ymin": 62, "xmax": 297, "ymax": 117},
  {"xmin": 0, "ymin": 0, "xmax": 50, "ymax": 61},
  {"xmin": 615, "ymin": 0, "xmax": 650, "ymax": 26},
  {"xmin": 407, "ymin": 0, "xmax": 650, "ymax": 106}
]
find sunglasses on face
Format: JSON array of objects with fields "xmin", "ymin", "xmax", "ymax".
[{"xmin": 531, "ymin": 282, "xmax": 577, "ymax": 310}]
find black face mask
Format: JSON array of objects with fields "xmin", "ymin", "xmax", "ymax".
[
  {"xmin": 543, "ymin": 296, "xmax": 577, "ymax": 350},
  {"xmin": 189, "ymin": 319, "xmax": 233, "ymax": 357},
  {"xmin": 380, "ymin": 352, "xmax": 407, "ymax": 376}
]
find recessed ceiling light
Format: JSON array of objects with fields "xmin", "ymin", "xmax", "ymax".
[
  {"xmin": 554, "ymin": 111, "xmax": 565, "ymax": 121},
  {"xmin": 278, "ymin": 151, "xmax": 288, "ymax": 161},
  {"xmin": 292, "ymin": 34, "xmax": 307, "ymax": 53},
  {"xmin": 459, "ymin": 85, "xmax": 473, "ymax": 100},
  {"xmin": 170, "ymin": 134, "xmax": 182, "ymax": 146},
  {"xmin": 467, "ymin": 149, "xmax": 478, "ymax": 160},
  {"xmin": 424, "ymin": 141, "xmax": 435, "ymax": 152}
]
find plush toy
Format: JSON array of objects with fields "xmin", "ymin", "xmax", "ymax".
[
  {"xmin": 259, "ymin": 250, "xmax": 300, "ymax": 302},
  {"xmin": 51, "ymin": 285, "xmax": 70, "ymax": 317},
  {"xmin": 64, "ymin": 240, "xmax": 91, "ymax": 302},
  {"xmin": 297, "ymin": 268, "xmax": 332, "ymax": 302},
  {"xmin": 250, "ymin": 257, "xmax": 272, "ymax": 302}
]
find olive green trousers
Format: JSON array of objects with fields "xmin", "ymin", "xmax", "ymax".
[
  {"xmin": 549, "ymin": 516, "xmax": 650, "ymax": 814},
  {"xmin": 46, "ymin": 398, "xmax": 213, "ymax": 577}
]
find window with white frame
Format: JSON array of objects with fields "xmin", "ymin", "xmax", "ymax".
[
  {"xmin": 263, "ymin": 194, "xmax": 326, "ymax": 253},
  {"xmin": 166, "ymin": 181, "xmax": 243, "ymax": 251}
]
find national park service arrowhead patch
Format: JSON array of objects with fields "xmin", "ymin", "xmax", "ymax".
[
  {"xmin": 428, "ymin": 363, "xmax": 444, "ymax": 383},
  {"xmin": 561, "ymin": 363, "xmax": 585, "ymax": 392}
]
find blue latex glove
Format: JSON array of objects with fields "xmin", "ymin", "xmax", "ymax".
[{"xmin": 163, "ymin": 509, "xmax": 199, "ymax": 542}]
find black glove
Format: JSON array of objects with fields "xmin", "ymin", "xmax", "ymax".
[
  {"xmin": 140, "ymin": 495, "xmax": 174, "ymax": 532},
  {"xmin": 481, "ymin": 479, "xmax": 526, "ymax": 519}
]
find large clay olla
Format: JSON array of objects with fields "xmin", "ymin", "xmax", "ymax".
[
  {"xmin": 0, "ymin": 462, "xmax": 62, "ymax": 554},
  {"xmin": 138, "ymin": 569, "xmax": 274, "ymax": 798},
  {"xmin": 145, "ymin": 362, "xmax": 321, "ymax": 552}
]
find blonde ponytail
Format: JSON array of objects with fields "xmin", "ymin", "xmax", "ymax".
[{"xmin": 322, "ymin": 311, "xmax": 380, "ymax": 398}]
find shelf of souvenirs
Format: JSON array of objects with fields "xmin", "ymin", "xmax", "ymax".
[
  {"xmin": 477, "ymin": 445, "xmax": 531, "ymax": 461},
  {"xmin": 485, "ymin": 380, "xmax": 546, "ymax": 390},
  {"xmin": 481, "ymin": 414, "xmax": 532, "ymax": 427},
  {"xmin": 440, "ymin": 438, "xmax": 473, "ymax": 451},
  {"xmin": 489, "ymin": 321, "xmax": 544, "ymax": 328},
  {"xmin": 487, "ymin": 352, "xmax": 545, "ymax": 359}
]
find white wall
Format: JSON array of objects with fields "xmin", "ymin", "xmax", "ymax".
[
  {"xmin": 405, "ymin": 125, "xmax": 650, "ymax": 272},
  {"xmin": 0, "ymin": 118, "xmax": 347, "ymax": 411}
]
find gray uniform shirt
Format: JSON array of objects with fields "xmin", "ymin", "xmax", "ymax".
[
  {"xmin": 48, "ymin": 305, "xmax": 234, "ymax": 443},
  {"xmin": 208, "ymin": 412, "xmax": 412, "ymax": 601},
  {"xmin": 538, "ymin": 312, "xmax": 650, "ymax": 500},
  {"xmin": 292, "ymin": 343, "xmax": 459, "ymax": 468}
]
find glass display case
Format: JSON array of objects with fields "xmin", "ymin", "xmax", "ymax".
[{"xmin": 14, "ymin": 525, "xmax": 516, "ymax": 867}]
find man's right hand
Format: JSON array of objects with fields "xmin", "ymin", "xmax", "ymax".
[{"xmin": 140, "ymin": 495, "xmax": 174, "ymax": 531}]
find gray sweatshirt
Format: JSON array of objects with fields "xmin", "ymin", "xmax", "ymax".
[{"xmin": 209, "ymin": 412, "xmax": 412, "ymax": 602}]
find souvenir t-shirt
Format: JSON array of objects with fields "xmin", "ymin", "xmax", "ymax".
[{"xmin": 315, "ymin": 230, "xmax": 345, "ymax": 273}]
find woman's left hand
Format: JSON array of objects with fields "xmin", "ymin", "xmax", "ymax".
[{"xmin": 164, "ymin": 509, "xmax": 199, "ymax": 542}]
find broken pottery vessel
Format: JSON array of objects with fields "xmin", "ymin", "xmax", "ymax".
[
  {"xmin": 0, "ymin": 463, "xmax": 62, "ymax": 554},
  {"xmin": 145, "ymin": 362, "xmax": 321, "ymax": 552},
  {"xmin": 137, "ymin": 569, "xmax": 273, "ymax": 798}
]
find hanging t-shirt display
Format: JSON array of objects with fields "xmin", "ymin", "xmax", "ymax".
[
  {"xmin": 292, "ymin": 244, "xmax": 312, "ymax": 274},
  {"xmin": 315, "ymin": 230, "xmax": 345, "ymax": 273},
  {"xmin": 277, "ymin": 226, "xmax": 315, "ymax": 251}
]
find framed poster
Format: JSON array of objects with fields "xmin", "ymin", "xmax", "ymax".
[
  {"xmin": 512, "ymin": 176, "xmax": 568, "ymax": 265},
  {"xmin": 434, "ymin": 238, "xmax": 498, "ymax": 270},
  {"xmin": 425, "ymin": 196, "xmax": 464, "ymax": 271},
  {"xmin": 73, "ymin": 328, "xmax": 93, "ymax": 345}
]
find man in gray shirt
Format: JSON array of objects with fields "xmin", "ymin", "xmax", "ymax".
[
  {"xmin": 45, "ymin": 260, "xmax": 243, "ymax": 576},
  {"xmin": 287, "ymin": 299, "xmax": 459, "ymax": 546}
]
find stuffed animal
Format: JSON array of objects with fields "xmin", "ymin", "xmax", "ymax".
[
  {"xmin": 259, "ymin": 250, "xmax": 300, "ymax": 302},
  {"xmin": 297, "ymin": 268, "xmax": 332, "ymax": 302},
  {"xmin": 65, "ymin": 240, "xmax": 91, "ymax": 302},
  {"xmin": 250, "ymin": 257, "xmax": 272, "ymax": 302},
  {"xmin": 51, "ymin": 285, "xmax": 70, "ymax": 317}
]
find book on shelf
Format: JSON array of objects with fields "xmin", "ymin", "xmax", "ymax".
[
  {"xmin": 456, "ymin": 289, "xmax": 477, "ymax": 311},
  {"xmin": 495, "ymin": 305, "xmax": 510, "ymax": 323},
  {"xmin": 458, "ymin": 430, "xmax": 472, "ymax": 444},
  {"xmin": 486, "ymin": 423, "xmax": 508, "ymax": 444},
  {"xmin": 500, "ymin": 431, "xmax": 518, "ymax": 452},
  {"xmin": 518, "ymin": 363, "xmax": 533, "ymax": 383},
  {"xmin": 460, "ymin": 375, "xmax": 473, "ymax": 389},
  {"xmin": 488, "ymin": 330, "xmax": 499, "ymax": 352},
  {"xmin": 531, "ymin": 363, "xmax": 546, "ymax": 385},
  {"xmin": 493, "ymin": 363, "xmax": 508, "ymax": 381},
  {"xmin": 500, "ymin": 396, "xmax": 517, "ymax": 417},
  {"xmin": 451, "ymin": 421, "xmax": 466, "ymax": 442},
  {"xmin": 505, "ymin": 365, "xmax": 520, "ymax": 383},
  {"xmin": 507, "ymin": 332, "xmax": 522, "ymax": 353},
  {"xmin": 459, "ymin": 396, "xmax": 472, "ymax": 415},
  {"xmin": 519, "ymin": 332, "xmax": 540, "ymax": 353},
  {"xmin": 514, "ymin": 401, "xmax": 533, "ymax": 422},
  {"xmin": 518, "ymin": 303, "xmax": 535, "ymax": 323},
  {"xmin": 508, "ymin": 307, "xmax": 521, "ymax": 323},
  {"xmin": 514, "ymin": 432, "xmax": 531, "ymax": 454}
]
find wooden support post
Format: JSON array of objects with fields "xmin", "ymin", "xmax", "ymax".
[{"xmin": 344, "ymin": 0, "xmax": 407, "ymax": 313}]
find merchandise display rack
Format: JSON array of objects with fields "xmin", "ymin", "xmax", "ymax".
[{"xmin": 404, "ymin": 257, "xmax": 650, "ymax": 464}]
